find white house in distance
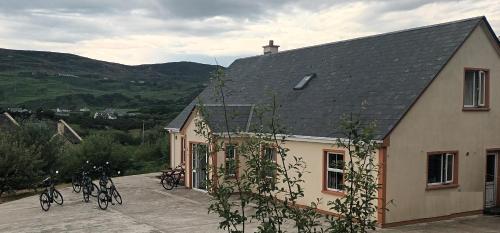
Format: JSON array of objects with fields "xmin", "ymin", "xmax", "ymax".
[{"xmin": 167, "ymin": 16, "xmax": 500, "ymax": 227}]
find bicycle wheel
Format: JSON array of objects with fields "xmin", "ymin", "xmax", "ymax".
[
  {"xmin": 53, "ymin": 189, "xmax": 64, "ymax": 205},
  {"xmin": 82, "ymin": 186, "xmax": 90, "ymax": 203},
  {"xmin": 112, "ymin": 188, "xmax": 122, "ymax": 205},
  {"xmin": 39, "ymin": 192, "xmax": 50, "ymax": 211},
  {"xmin": 72, "ymin": 176, "xmax": 81, "ymax": 193},
  {"xmin": 90, "ymin": 183, "xmax": 100, "ymax": 197},
  {"xmin": 97, "ymin": 191, "xmax": 108, "ymax": 210},
  {"xmin": 162, "ymin": 176, "xmax": 175, "ymax": 190}
]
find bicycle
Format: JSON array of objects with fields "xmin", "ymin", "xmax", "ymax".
[
  {"xmin": 82, "ymin": 165, "xmax": 100, "ymax": 202},
  {"xmin": 71, "ymin": 170, "xmax": 82, "ymax": 193},
  {"xmin": 39, "ymin": 171, "xmax": 63, "ymax": 211},
  {"xmin": 97, "ymin": 168, "xmax": 122, "ymax": 210},
  {"xmin": 72, "ymin": 160, "xmax": 92, "ymax": 193},
  {"xmin": 160, "ymin": 164, "xmax": 185, "ymax": 190}
]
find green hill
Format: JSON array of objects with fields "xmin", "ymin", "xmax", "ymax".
[{"xmin": 0, "ymin": 48, "xmax": 221, "ymax": 121}]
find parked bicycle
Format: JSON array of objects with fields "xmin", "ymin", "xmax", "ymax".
[
  {"xmin": 97, "ymin": 164, "xmax": 122, "ymax": 210},
  {"xmin": 71, "ymin": 169, "xmax": 83, "ymax": 193},
  {"xmin": 82, "ymin": 165, "xmax": 100, "ymax": 202},
  {"xmin": 39, "ymin": 171, "xmax": 63, "ymax": 211},
  {"xmin": 160, "ymin": 163, "xmax": 185, "ymax": 190},
  {"xmin": 72, "ymin": 161, "xmax": 90, "ymax": 193}
]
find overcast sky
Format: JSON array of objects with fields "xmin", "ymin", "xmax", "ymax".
[{"xmin": 0, "ymin": 0, "xmax": 498, "ymax": 67}]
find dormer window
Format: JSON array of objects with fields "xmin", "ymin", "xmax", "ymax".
[{"xmin": 463, "ymin": 68, "xmax": 489, "ymax": 110}]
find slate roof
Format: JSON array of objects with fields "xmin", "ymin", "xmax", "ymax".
[
  {"xmin": 201, "ymin": 104, "xmax": 254, "ymax": 133},
  {"xmin": 167, "ymin": 16, "xmax": 499, "ymax": 140}
]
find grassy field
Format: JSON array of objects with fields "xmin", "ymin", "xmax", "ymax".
[
  {"xmin": 0, "ymin": 48, "xmax": 219, "ymax": 113},
  {"xmin": 0, "ymin": 72, "xmax": 204, "ymax": 110}
]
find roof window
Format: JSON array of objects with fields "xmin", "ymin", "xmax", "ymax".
[{"xmin": 293, "ymin": 73, "xmax": 316, "ymax": 90}]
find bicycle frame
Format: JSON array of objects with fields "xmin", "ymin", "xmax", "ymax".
[
  {"xmin": 40, "ymin": 174, "xmax": 63, "ymax": 211},
  {"xmin": 42, "ymin": 182, "xmax": 55, "ymax": 202}
]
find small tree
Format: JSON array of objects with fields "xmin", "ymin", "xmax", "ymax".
[
  {"xmin": 0, "ymin": 126, "xmax": 45, "ymax": 197},
  {"xmin": 69, "ymin": 133, "xmax": 131, "ymax": 174},
  {"xmin": 327, "ymin": 114, "xmax": 379, "ymax": 233},
  {"xmin": 197, "ymin": 68, "xmax": 324, "ymax": 233},
  {"xmin": 15, "ymin": 122, "xmax": 65, "ymax": 175},
  {"xmin": 196, "ymin": 66, "xmax": 383, "ymax": 233}
]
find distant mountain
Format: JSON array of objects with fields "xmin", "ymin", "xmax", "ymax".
[
  {"xmin": 0, "ymin": 48, "xmax": 219, "ymax": 81},
  {"xmin": 0, "ymin": 48, "xmax": 222, "ymax": 121}
]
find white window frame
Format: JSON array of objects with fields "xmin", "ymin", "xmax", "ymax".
[
  {"xmin": 464, "ymin": 70, "xmax": 487, "ymax": 108},
  {"xmin": 427, "ymin": 153, "xmax": 454, "ymax": 186},
  {"xmin": 478, "ymin": 70, "xmax": 486, "ymax": 107},
  {"xmin": 326, "ymin": 152, "xmax": 344, "ymax": 191},
  {"xmin": 263, "ymin": 147, "xmax": 276, "ymax": 178},
  {"xmin": 225, "ymin": 144, "xmax": 237, "ymax": 177}
]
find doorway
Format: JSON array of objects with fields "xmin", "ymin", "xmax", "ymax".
[
  {"xmin": 485, "ymin": 152, "xmax": 497, "ymax": 208},
  {"xmin": 191, "ymin": 143, "xmax": 208, "ymax": 191}
]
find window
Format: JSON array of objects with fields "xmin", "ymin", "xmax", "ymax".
[
  {"xmin": 427, "ymin": 152, "xmax": 458, "ymax": 187},
  {"xmin": 263, "ymin": 147, "xmax": 277, "ymax": 178},
  {"xmin": 225, "ymin": 144, "xmax": 237, "ymax": 178},
  {"xmin": 325, "ymin": 152, "xmax": 344, "ymax": 191},
  {"xmin": 464, "ymin": 69, "xmax": 488, "ymax": 109},
  {"xmin": 293, "ymin": 73, "xmax": 316, "ymax": 90},
  {"xmin": 181, "ymin": 137, "xmax": 186, "ymax": 163}
]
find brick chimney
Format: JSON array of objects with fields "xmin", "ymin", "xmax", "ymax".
[{"xmin": 263, "ymin": 40, "xmax": 279, "ymax": 54}]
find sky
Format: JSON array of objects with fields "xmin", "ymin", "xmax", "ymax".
[{"xmin": 0, "ymin": 0, "xmax": 499, "ymax": 67}]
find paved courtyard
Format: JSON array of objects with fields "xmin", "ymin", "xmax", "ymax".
[{"xmin": 0, "ymin": 173, "xmax": 498, "ymax": 233}]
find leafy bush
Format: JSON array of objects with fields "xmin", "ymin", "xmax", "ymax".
[
  {"xmin": 0, "ymin": 119, "xmax": 169, "ymax": 196},
  {"xmin": 15, "ymin": 122, "xmax": 65, "ymax": 173},
  {"xmin": 67, "ymin": 133, "xmax": 132, "ymax": 175},
  {"xmin": 62, "ymin": 130, "xmax": 168, "ymax": 177},
  {"xmin": 0, "ymin": 122, "xmax": 61, "ymax": 197}
]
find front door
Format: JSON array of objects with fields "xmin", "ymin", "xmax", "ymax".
[
  {"xmin": 192, "ymin": 144, "xmax": 208, "ymax": 191},
  {"xmin": 485, "ymin": 153, "xmax": 497, "ymax": 208}
]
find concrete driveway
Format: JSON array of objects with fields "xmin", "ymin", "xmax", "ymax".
[
  {"xmin": 0, "ymin": 173, "xmax": 228, "ymax": 233},
  {"xmin": 0, "ymin": 173, "xmax": 498, "ymax": 233}
]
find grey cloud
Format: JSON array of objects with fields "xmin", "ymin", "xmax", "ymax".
[
  {"xmin": 0, "ymin": 0, "xmax": 497, "ymax": 65},
  {"xmin": 373, "ymin": 0, "xmax": 460, "ymax": 12},
  {"xmin": 0, "ymin": 1, "xmax": 449, "ymax": 20}
]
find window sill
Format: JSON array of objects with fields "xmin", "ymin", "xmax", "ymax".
[
  {"xmin": 426, "ymin": 183, "xmax": 459, "ymax": 191},
  {"xmin": 322, "ymin": 189, "xmax": 346, "ymax": 196},
  {"xmin": 462, "ymin": 107, "xmax": 490, "ymax": 112}
]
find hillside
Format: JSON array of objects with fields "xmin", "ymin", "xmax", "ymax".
[
  {"xmin": 0, "ymin": 48, "xmax": 221, "ymax": 122},
  {"xmin": 0, "ymin": 48, "xmax": 217, "ymax": 81}
]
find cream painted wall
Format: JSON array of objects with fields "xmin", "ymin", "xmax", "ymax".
[
  {"xmin": 279, "ymin": 140, "xmax": 379, "ymax": 212},
  {"xmin": 172, "ymin": 109, "xmax": 381, "ymax": 215},
  {"xmin": 183, "ymin": 110, "xmax": 211, "ymax": 188},
  {"xmin": 170, "ymin": 132, "xmax": 181, "ymax": 169},
  {"xmin": 385, "ymin": 23, "xmax": 500, "ymax": 224}
]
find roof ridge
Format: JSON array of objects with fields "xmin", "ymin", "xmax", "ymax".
[
  {"xmin": 59, "ymin": 119, "xmax": 83, "ymax": 142},
  {"xmin": 2, "ymin": 112, "xmax": 20, "ymax": 127},
  {"xmin": 235, "ymin": 16, "xmax": 484, "ymax": 62}
]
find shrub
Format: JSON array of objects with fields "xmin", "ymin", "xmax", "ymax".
[{"xmin": 0, "ymin": 124, "xmax": 49, "ymax": 197}]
